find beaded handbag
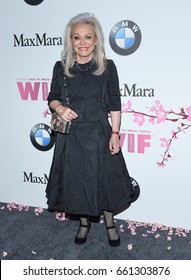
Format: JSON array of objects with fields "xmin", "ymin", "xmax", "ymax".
[{"xmin": 50, "ymin": 76, "xmax": 71, "ymax": 134}]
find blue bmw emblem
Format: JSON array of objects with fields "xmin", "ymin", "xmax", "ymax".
[
  {"xmin": 30, "ymin": 123, "xmax": 55, "ymax": 151},
  {"xmin": 109, "ymin": 20, "xmax": 142, "ymax": 55}
]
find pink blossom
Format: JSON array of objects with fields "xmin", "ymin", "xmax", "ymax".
[
  {"xmin": 171, "ymin": 130, "xmax": 178, "ymax": 139},
  {"xmin": 131, "ymin": 228, "xmax": 137, "ymax": 235},
  {"xmin": 127, "ymin": 244, "xmax": 133, "ymax": 250},
  {"xmin": 127, "ymin": 222, "xmax": 134, "ymax": 229},
  {"xmin": 155, "ymin": 105, "xmax": 166, "ymax": 124},
  {"xmin": 34, "ymin": 206, "xmax": 43, "ymax": 216},
  {"xmin": 122, "ymin": 100, "xmax": 132, "ymax": 113},
  {"xmin": 149, "ymin": 117, "xmax": 155, "ymax": 125},
  {"xmin": 119, "ymin": 225, "xmax": 124, "ymax": 232},
  {"xmin": 7, "ymin": 202, "xmax": 17, "ymax": 211},
  {"xmin": 133, "ymin": 113, "xmax": 145, "ymax": 126},
  {"xmin": 167, "ymin": 236, "xmax": 172, "ymax": 241},
  {"xmin": 152, "ymin": 226, "xmax": 157, "ymax": 232},
  {"xmin": 56, "ymin": 213, "xmax": 67, "ymax": 221},
  {"xmin": 186, "ymin": 106, "xmax": 191, "ymax": 121},
  {"xmin": 151, "ymin": 100, "xmax": 160, "ymax": 112},
  {"xmin": 43, "ymin": 108, "xmax": 51, "ymax": 118},
  {"xmin": 168, "ymin": 230, "xmax": 174, "ymax": 235},
  {"xmin": 160, "ymin": 137, "xmax": 170, "ymax": 149},
  {"xmin": 3, "ymin": 251, "xmax": 8, "ymax": 257},
  {"xmin": 1, "ymin": 206, "xmax": 5, "ymax": 210},
  {"xmin": 155, "ymin": 234, "xmax": 161, "ymax": 239},
  {"xmin": 24, "ymin": 205, "xmax": 30, "ymax": 211},
  {"xmin": 18, "ymin": 204, "xmax": 29, "ymax": 212},
  {"xmin": 18, "ymin": 205, "xmax": 24, "ymax": 212},
  {"xmin": 155, "ymin": 100, "xmax": 160, "ymax": 105}
]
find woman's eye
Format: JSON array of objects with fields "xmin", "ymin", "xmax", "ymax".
[
  {"xmin": 74, "ymin": 36, "xmax": 80, "ymax": 40},
  {"xmin": 85, "ymin": 35, "xmax": 92, "ymax": 40}
]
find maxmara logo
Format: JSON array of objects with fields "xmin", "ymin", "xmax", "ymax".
[
  {"xmin": 121, "ymin": 83, "xmax": 154, "ymax": 97},
  {"xmin": 23, "ymin": 171, "xmax": 48, "ymax": 184},
  {"xmin": 13, "ymin": 33, "xmax": 63, "ymax": 47}
]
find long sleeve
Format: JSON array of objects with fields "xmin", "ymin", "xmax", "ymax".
[
  {"xmin": 107, "ymin": 60, "xmax": 121, "ymax": 112},
  {"xmin": 47, "ymin": 61, "xmax": 62, "ymax": 107}
]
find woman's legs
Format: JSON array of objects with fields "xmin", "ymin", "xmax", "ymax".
[
  {"xmin": 74, "ymin": 211, "xmax": 120, "ymax": 246},
  {"xmin": 103, "ymin": 210, "xmax": 120, "ymax": 246},
  {"xmin": 75, "ymin": 216, "xmax": 91, "ymax": 244}
]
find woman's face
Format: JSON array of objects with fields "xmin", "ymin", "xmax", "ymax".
[{"xmin": 71, "ymin": 23, "xmax": 97, "ymax": 63}]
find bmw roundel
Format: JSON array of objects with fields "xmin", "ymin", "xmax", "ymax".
[
  {"xmin": 30, "ymin": 123, "xmax": 55, "ymax": 151},
  {"xmin": 109, "ymin": 20, "xmax": 142, "ymax": 55}
]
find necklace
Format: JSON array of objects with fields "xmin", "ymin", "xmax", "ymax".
[{"xmin": 74, "ymin": 59, "xmax": 94, "ymax": 73}]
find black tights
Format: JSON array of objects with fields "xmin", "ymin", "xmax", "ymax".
[
  {"xmin": 103, "ymin": 210, "xmax": 119, "ymax": 240},
  {"xmin": 77, "ymin": 211, "xmax": 119, "ymax": 240},
  {"xmin": 76, "ymin": 216, "xmax": 89, "ymax": 239}
]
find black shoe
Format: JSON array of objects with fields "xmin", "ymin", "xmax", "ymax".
[
  {"xmin": 106, "ymin": 225, "xmax": 121, "ymax": 247},
  {"xmin": 75, "ymin": 222, "xmax": 91, "ymax": 244}
]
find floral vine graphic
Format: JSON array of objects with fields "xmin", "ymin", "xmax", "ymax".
[{"xmin": 121, "ymin": 100, "xmax": 191, "ymax": 167}]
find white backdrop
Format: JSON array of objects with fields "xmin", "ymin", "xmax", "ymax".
[{"xmin": 1, "ymin": 0, "xmax": 191, "ymax": 229}]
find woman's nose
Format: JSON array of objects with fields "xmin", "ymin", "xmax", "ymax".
[{"xmin": 80, "ymin": 38, "xmax": 85, "ymax": 45}]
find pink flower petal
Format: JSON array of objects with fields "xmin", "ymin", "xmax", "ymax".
[
  {"xmin": 127, "ymin": 244, "xmax": 133, "ymax": 250},
  {"xmin": 34, "ymin": 206, "xmax": 43, "ymax": 216},
  {"xmin": 56, "ymin": 213, "xmax": 67, "ymax": 221}
]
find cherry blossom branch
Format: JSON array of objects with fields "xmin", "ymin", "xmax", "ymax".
[
  {"xmin": 157, "ymin": 123, "xmax": 191, "ymax": 166},
  {"xmin": 121, "ymin": 100, "xmax": 191, "ymax": 166},
  {"xmin": 122, "ymin": 101, "xmax": 190, "ymax": 125}
]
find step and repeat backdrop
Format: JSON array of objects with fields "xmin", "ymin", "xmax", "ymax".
[{"xmin": 1, "ymin": 0, "xmax": 191, "ymax": 229}]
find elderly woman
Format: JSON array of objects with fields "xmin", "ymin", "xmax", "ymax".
[{"xmin": 46, "ymin": 12, "xmax": 136, "ymax": 247}]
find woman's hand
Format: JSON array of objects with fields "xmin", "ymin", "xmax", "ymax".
[
  {"xmin": 109, "ymin": 134, "xmax": 120, "ymax": 155},
  {"xmin": 56, "ymin": 105, "xmax": 78, "ymax": 122}
]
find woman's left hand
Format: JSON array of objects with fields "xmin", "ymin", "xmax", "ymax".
[{"xmin": 109, "ymin": 134, "xmax": 120, "ymax": 155}]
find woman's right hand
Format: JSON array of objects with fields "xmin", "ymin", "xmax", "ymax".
[{"xmin": 56, "ymin": 105, "xmax": 78, "ymax": 122}]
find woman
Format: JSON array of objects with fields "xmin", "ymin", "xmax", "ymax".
[{"xmin": 46, "ymin": 12, "xmax": 136, "ymax": 247}]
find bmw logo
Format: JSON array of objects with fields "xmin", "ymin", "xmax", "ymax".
[
  {"xmin": 24, "ymin": 0, "xmax": 44, "ymax": 6},
  {"xmin": 109, "ymin": 20, "xmax": 142, "ymax": 55},
  {"xmin": 30, "ymin": 123, "xmax": 55, "ymax": 151}
]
